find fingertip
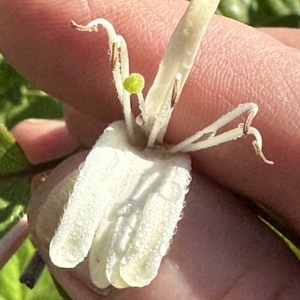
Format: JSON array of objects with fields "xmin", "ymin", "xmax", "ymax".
[
  {"xmin": 258, "ymin": 27, "xmax": 300, "ymax": 50},
  {"xmin": 12, "ymin": 119, "xmax": 79, "ymax": 164}
]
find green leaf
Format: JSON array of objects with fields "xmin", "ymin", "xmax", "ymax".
[
  {"xmin": 0, "ymin": 54, "xmax": 65, "ymax": 297},
  {"xmin": 0, "ymin": 124, "xmax": 30, "ymax": 176},
  {"xmin": 0, "ymin": 238, "xmax": 64, "ymax": 300},
  {"xmin": 218, "ymin": 0, "xmax": 300, "ymax": 27},
  {"xmin": 0, "ymin": 54, "xmax": 63, "ymax": 129},
  {"xmin": 0, "ymin": 54, "xmax": 29, "ymax": 125},
  {"xmin": 5, "ymin": 94, "xmax": 63, "ymax": 130},
  {"xmin": 261, "ymin": 218, "xmax": 300, "ymax": 260},
  {"xmin": 0, "ymin": 177, "xmax": 30, "ymax": 238},
  {"xmin": 218, "ymin": 0, "xmax": 251, "ymax": 24}
]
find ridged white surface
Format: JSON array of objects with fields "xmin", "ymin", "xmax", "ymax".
[{"xmin": 50, "ymin": 121, "xmax": 191, "ymax": 288}]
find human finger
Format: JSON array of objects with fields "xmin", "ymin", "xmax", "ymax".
[
  {"xmin": 11, "ymin": 119, "xmax": 78, "ymax": 164},
  {"xmin": 28, "ymin": 151, "xmax": 300, "ymax": 300},
  {"xmin": 1, "ymin": 0, "xmax": 300, "ymax": 238},
  {"xmin": 258, "ymin": 27, "xmax": 300, "ymax": 49}
]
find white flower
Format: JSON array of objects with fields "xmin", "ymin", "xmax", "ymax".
[{"xmin": 49, "ymin": 0, "xmax": 272, "ymax": 290}]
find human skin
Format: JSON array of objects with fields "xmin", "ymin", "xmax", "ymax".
[{"xmin": 1, "ymin": 0, "xmax": 300, "ymax": 299}]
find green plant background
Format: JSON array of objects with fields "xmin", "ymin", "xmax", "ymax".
[{"xmin": 0, "ymin": 0, "xmax": 299, "ymax": 299}]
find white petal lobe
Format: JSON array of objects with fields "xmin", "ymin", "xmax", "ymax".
[
  {"xmin": 49, "ymin": 124, "xmax": 120, "ymax": 268},
  {"xmin": 87, "ymin": 121, "xmax": 191, "ymax": 288}
]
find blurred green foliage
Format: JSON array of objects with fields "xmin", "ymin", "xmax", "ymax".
[
  {"xmin": 0, "ymin": 53, "xmax": 63, "ymax": 239},
  {"xmin": 0, "ymin": 54, "xmax": 63, "ymax": 129},
  {"xmin": 217, "ymin": 0, "xmax": 300, "ymax": 27},
  {"xmin": 0, "ymin": 238, "xmax": 64, "ymax": 300},
  {"xmin": 0, "ymin": 41, "xmax": 64, "ymax": 300},
  {"xmin": 0, "ymin": 125, "xmax": 29, "ymax": 176},
  {"xmin": 0, "ymin": 0, "xmax": 299, "ymax": 299}
]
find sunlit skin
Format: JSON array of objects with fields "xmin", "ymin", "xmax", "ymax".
[{"xmin": 1, "ymin": 0, "xmax": 300, "ymax": 299}]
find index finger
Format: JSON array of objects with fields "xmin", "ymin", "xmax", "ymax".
[{"xmin": 1, "ymin": 0, "xmax": 300, "ymax": 235}]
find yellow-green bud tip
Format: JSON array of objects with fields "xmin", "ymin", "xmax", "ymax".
[{"xmin": 123, "ymin": 73, "xmax": 145, "ymax": 94}]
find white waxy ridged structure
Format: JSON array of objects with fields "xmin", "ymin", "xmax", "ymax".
[{"xmin": 49, "ymin": 0, "xmax": 272, "ymax": 289}]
